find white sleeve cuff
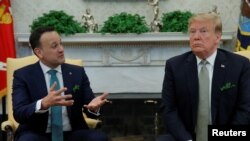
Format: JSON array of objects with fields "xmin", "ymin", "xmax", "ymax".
[
  {"xmin": 35, "ymin": 99, "xmax": 49, "ymax": 113},
  {"xmin": 88, "ymin": 108, "xmax": 100, "ymax": 116}
]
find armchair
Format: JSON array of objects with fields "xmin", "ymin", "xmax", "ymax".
[
  {"xmin": 1, "ymin": 55, "xmax": 101, "ymax": 141},
  {"xmin": 235, "ymin": 50, "xmax": 250, "ymax": 60}
]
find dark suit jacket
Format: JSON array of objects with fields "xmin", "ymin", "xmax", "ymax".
[
  {"xmin": 12, "ymin": 62, "xmax": 96, "ymax": 135},
  {"xmin": 162, "ymin": 49, "xmax": 250, "ymax": 141}
]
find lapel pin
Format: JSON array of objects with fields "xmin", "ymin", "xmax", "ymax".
[
  {"xmin": 69, "ymin": 72, "xmax": 72, "ymax": 75},
  {"xmin": 220, "ymin": 64, "xmax": 225, "ymax": 68}
]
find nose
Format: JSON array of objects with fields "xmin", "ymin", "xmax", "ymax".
[
  {"xmin": 192, "ymin": 31, "xmax": 201, "ymax": 40},
  {"xmin": 58, "ymin": 44, "xmax": 64, "ymax": 52}
]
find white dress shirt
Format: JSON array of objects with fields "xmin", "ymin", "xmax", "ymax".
[{"xmin": 35, "ymin": 61, "xmax": 72, "ymax": 132}]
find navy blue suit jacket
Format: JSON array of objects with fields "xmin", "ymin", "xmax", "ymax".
[
  {"xmin": 162, "ymin": 49, "xmax": 250, "ymax": 140},
  {"xmin": 12, "ymin": 62, "xmax": 96, "ymax": 135}
]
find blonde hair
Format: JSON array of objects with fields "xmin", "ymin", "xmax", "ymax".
[{"xmin": 188, "ymin": 12, "xmax": 222, "ymax": 33}]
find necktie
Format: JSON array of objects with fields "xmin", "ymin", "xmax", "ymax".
[
  {"xmin": 196, "ymin": 60, "xmax": 209, "ymax": 141},
  {"xmin": 47, "ymin": 70, "xmax": 63, "ymax": 141}
]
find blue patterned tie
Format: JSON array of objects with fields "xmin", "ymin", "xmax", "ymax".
[{"xmin": 47, "ymin": 70, "xmax": 63, "ymax": 141}]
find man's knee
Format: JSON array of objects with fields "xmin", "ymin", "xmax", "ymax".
[
  {"xmin": 156, "ymin": 134, "xmax": 176, "ymax": 141},
  {"xmin": 15, "ymin": 132, "xmax": 48, "ymax": 141},
  {"xmin": 88, "ymin": 131, "xmax": 108, "ymax": 141}
]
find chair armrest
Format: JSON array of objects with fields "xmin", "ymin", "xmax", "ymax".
[
  {"xmin": 1, "ymin": 120, "xmax": 15, "ymax": 141},
  {"xmin": 83, "ymin": 113, "xmax": 102, "ymax": 129},
  {"xmin": 1, "ymin": 120, "xmax": 15, "ymax": 132}
]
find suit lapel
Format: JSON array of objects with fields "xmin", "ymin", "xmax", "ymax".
[
  {"xmin": 33, "ymin": 62, "xmax": 48, "ymax": 99},
  {"xmin": 185, "ymin": 54, "xmax": 199, "ymax": 126},
  {"xmin": 211, "ymin": 50, "xmax": 227, "ymax": 124},
  {"xmin": 61, "ymin": 64, "xmax": 75, "ymax": 93},
  {"xmin": 61, "ymin": 64, "xmax": 74, "ymax": 117}
]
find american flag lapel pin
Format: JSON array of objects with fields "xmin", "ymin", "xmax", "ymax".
[{"xmin": 220, "ymin": 64, "xmax": 225, "ymax": 68}]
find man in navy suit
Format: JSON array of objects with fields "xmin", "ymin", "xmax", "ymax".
[
  {"xmin": 12, "ymin": 26, "xmax": 109, "ymax": 141},
  {"xmin": 158, "ymin": 13, "xmax": 250, "ymax": 141}
]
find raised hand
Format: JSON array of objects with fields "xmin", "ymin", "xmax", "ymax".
[
  {"xmin": 41, "ymin": 82, "xmax": 74, "ymax": 110},
  {"xmin": 84, "ymin": 92, "xmax": 109, "ymax": 112}
]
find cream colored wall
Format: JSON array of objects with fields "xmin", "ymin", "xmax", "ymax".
[{"xmin": 11, "ymin": 0, "xmax": 241, "ymax": 33}]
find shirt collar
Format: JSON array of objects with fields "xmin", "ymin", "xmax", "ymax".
[
  {"xmin": 196, "ymin": 50, "xmax": 217, "ymax": 66},
  {"xmin": 39, "ymin": 61, "xmax": 62, "ymax": 74}
]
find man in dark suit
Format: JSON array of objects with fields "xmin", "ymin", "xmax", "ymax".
[
  {"xmin": 158, "ymin": 13, "xmax": 250, "ymax": 141},
  {"xmin": 12, "ymin": 26, "xmax": 109, "ymax": 141}
]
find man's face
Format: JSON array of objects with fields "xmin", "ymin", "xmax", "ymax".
[
  {"xmin": 189, "ymin": 20, "xmax": 221, "ymax": 59},
  {"xmin": 34, "ymin": 31, "xmax": 65, "ymax": 68}
]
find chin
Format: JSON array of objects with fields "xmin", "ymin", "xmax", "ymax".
[
  {"xmin": 57, "ymin": 58, "xmax": 65, "ymax": 64},
  {"xmin": 192, "ymin": 48, "xmax": 203, "ymax": 53},
  {"xmin": 192, "ymin": 50, "xmax": 205, "ymax": 56},
  {"xmin": 60, "ymin": 59, "xmax": 65, "ymax": 64}
]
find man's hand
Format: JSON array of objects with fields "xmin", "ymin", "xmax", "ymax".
[
  {"xmin": 84, "ymin": 92, "xmax": 109, "ymax": 112},
  {"xmin": 41, "ymin": 82, "xmax": 74, "ymax": 110}
]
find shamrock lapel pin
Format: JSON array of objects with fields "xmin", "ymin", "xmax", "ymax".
[{"xmin": 73, "ymin": 85, "xmax": 80, "ymax": 92}]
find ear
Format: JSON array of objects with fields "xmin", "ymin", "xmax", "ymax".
[
  {"xmin": 34, "ymin": 48, "xmax": 43, "ymax": 59},
  {"xmin": 215, "ymin": 32, "xmax": 222, "ymax": 44}
]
